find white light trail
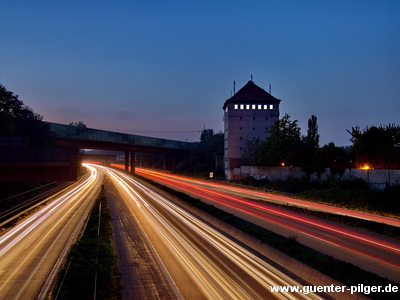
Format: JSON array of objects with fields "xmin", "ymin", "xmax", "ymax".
[
  {"xmin": 0, "ymin": 165, "xmax": 98, "ymax": 255},
  {"xmin": 99, "ymin": 165, "xmax": 322, "ymax": 299}
]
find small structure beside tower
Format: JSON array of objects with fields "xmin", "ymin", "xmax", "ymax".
[{"xmin": 222, "ymin": 79, "xmax": 281, "ymax": 179}]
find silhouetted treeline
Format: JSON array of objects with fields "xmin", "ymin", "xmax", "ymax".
[
  {"xmin": 0, "ymin": 83, "xmax": 52, "ymax": 146},
  {"xmin": 245, "ymin": 114, "xmax": 400, "ymax": 172},
  {"xmin": 184, "ymin": 129, "xmax": 224, "ymax": 175}
]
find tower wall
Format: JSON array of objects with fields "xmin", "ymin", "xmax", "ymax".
[{"xmin": 223, "ymin": 81, "xmax": 281, "ymax": 179}]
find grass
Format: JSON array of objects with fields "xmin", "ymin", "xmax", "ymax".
[
  {"xmin": 136, "ymin": 175, "xmax": 400, "ymax": 299},
  {"xmin": 298, "ymin": 185, "xmax": 400, "ymax": 215},
  {"xmin": 50, "ymin": 189, "xmax": 120, "ymax": 300},
  {"xmin": 268, "ymin": 202, "xmax": 400, "ymax": 240},
  {"xmin": 236, "ymin": 176, "xmax": 400, "ymax": 215}
]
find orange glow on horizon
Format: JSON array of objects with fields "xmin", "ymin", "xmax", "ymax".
[
  {"xmin": 82, "ymin": 160, "xmax": 102, "ymax": 165},
  {"xmin": 360, "ymin": 165, "xmax": 371, "ymax": 170}
]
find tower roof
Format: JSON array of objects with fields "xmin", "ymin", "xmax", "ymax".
[{"xmin": 222, "ymin": 80, "xmax": 281, "ymax": 109}]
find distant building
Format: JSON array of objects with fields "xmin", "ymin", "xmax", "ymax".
[{"xmin": 222, "ymin": 80, "xmax": 281, "ymax": 179}]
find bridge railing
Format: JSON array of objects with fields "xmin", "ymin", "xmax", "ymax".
[{"xmin": 47, "ymin": 122, "xmax": 191, "ymax": 150}]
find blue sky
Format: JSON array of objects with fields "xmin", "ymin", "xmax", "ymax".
[{"xmin": 1, "ymin": 0, "xmax": 399, "ymax": 146}]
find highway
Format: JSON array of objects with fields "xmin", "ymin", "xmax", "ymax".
[
  {"xmin": 0, "ymin": 165, "xmax": 103, "ymax": 299},
  {"xmin": 137, "ymin": 169, "xmax": 400, "ymax": 227},
  {"xmin": 95, "ymin": 164, "xmax": 327, "ymax": 299},
  {"xmin": 1, "ymin": 163, "xmax": 391, "ymax": 299},
  {"xmin": 135, "ymin": 168, "xmax": 400, "ymax": 283}
]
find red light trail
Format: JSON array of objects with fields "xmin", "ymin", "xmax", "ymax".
[
  {"xmin": 135, "ymin": 168, "xmax": 400, "ymax": 280},
  {"xmin": 137, "ymin": 168, "xmax": 400, "ymax": 228}
]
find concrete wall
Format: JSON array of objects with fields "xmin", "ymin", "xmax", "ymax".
[
  {"xmin": 224, "ymin": 101, "xmax": 279, "ymax": 179},
  {"xmin": 224, "ymin": 103, "xmax": 278, "ymax": 159},
  {"xmin": 232, "ymin": 165, "xmax": 400, "ymax": 188}
]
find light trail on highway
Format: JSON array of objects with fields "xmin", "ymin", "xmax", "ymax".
[
  {"xmin": 137, "ymin": 168, "xmax": 400, "ymax": 228},
  {"xmin": 135, "ymin": 168, "xmax": 400, "ymax": 283},
  {"xmin": 95, "ymin": 164, "xmax": 327, "ymax": 299},
  {"xmin": 0, "ymin": 165, "xmax": 103, "ymax": 299}
]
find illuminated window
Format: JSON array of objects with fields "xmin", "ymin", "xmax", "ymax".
[
  {"xmin": 258, "ymin": 105, "xmax": 262, "ymax": 109},
  {"xmin": 240, "ymin": 104, "xmax": 244, "ymax": 109},
  {"xmin": 246, "ymin": 104, "xmax": 250, "ymax": 109},
  {"xmin": 252, "ymin": 104, "xmax": 256, "ymax": 109},
  {"xmin": 234, "ymin": 104, "xmax": 238, "ymax": 109},
  {"xmin": 270, "ymin": 104, "xmax": 274, "ymax": 109},
  {"xmin": 264, "ymin": 105, "xmax": 268, "ymax": 109}
]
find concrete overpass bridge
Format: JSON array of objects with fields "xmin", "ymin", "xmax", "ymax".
[
  {"xmin": 49, "ymin": 122, "xmax": 191, "ymax": 174},
  {"xmin": 0, "ymin": 122, "xmax": 191, "ymax": 182}
]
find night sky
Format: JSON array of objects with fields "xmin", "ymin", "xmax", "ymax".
[{"xmin": 1, "ymin": 1, "xmax": 399, "ymax": 146}]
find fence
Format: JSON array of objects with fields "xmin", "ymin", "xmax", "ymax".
[{"xmin": 233, "ymin": 165, "xmax": 400, "ymax": 188}]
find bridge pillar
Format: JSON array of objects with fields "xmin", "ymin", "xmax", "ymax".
[
  {"xmin": 161, "ymin": 154, "xmax": 176, "ymax": 171},
  {"xmin": 125, "ymin": 151, "xmax": 129, "ymax": 172},
  {"xmin": 130, "ymin": 151, "xmax": 135, "ymax": 174},
  {"xmin": 172, "ymin": 154, "xmax": 176, "ymax": 172},
  {"xmin": 163, "ymin": 154, "xmax": 167, "ymax": 170}
]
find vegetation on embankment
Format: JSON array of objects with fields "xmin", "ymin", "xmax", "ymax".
[
  {"xmin": 0, "ymin": 182, "xmax": 62, "ymax": 210},
  {"xmin": 136, "ymin": 175, "xmax": 399, "ymax": 300},
  {"xmin": 235, "ymin": 175, "xmax": 400, "ymax": 216},
  {"xmin": 269, "ymin": 202, "xmax": 400, "ymax": 240},
  {"xmin": 171, "ymin": 173, "xmax": 400, "ymax": 239},
  {"xmin": 298, "ymin": 183, "xmax": 400, "ymax": 215},
  {"xmin": 50, "ymin": 189, "xmax": 120, "ymax": 300}
]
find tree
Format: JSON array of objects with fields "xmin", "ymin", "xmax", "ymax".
[
  {"xmin": 186, "ymin": 129, "xmax": 224, "ymax": 173},
  {"xmin": 200, "ymin": 128, "xmax": 214, "ymax": 143},
  {"xmin": 262, "ymin": 114, "xmax": 303, "ymax": 166},
  {"xmin": 69, "ymin": 121, "xmax": 87, "ymax": 128},
  {"xmin": 347, "ymin": 124, "xmax": 400, "ymax": 169},
  {"xmin": 314, "ymin": 142, "xmax": 347, "ymax": 175},
  {"xmin": 0, "ymin": 84, "xmax": 52, "ymax": 146},
  {"xmin": 243, "ymin": 138, "xmax": 263, "ymax": 166},
  {"xmin": 305, "ymin": 115, "xmax": 319, "ymax": 150},
  {"xmin": 243, "ymin": 114, "xmax": 309, "ymax": 167},
  {"xmin": 301, "ymin": 115, "xmax": 320, "ymax": 175}
]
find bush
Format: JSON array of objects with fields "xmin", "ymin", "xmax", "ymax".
[
  {"xmin": 137, "ymin": 175, "xmax": 399, "ymax": 299},
  {"xmin": 338, "ymin": 178, "xmax": 369, "ymax": 190},
  {"xmin": 52, "ymin": 191, "xmax": 120, "ymax": 300},
  {"xmin": 238, "ymin": 176, "xmax": 270, "ymax": 188}
]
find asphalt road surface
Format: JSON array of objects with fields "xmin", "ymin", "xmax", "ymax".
[
  {"xmin": 136, "ymin": 168, "xmax": 400, "ymax": 284},
  {"xmin": 0, "ymin": 165, "xmax": 103, "ymax": 299},
  {"xmin": 96, "ymin": 165, "xmax": 327, "ymax": 299}
]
